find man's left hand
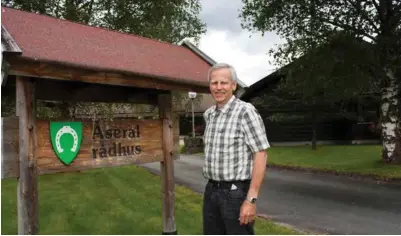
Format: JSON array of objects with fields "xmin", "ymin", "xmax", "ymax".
[{"xmin": 239, "ymin": 200, "xmax": 256, "ymax": 225}]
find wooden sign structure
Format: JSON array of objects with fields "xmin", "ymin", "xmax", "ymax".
[
  {"xmin": 1, "ymin": 9, "xmax": 212, "ymax": 235},
  {"xmin": 2, "ymin": 117, "xmax": 166, "ymax": 177},
  {"xmin": 1, "ymin": 62, "xmax": 209, "ymax": 235}
]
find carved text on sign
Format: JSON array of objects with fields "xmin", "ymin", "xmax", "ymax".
[{"xmin": 92, "ymin": 123, "xmax": 143, "ymax": 159}]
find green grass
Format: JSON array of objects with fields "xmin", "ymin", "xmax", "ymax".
[
  {"xmin": 268, "ymin": 145, "xmax": 401, "ymax": 179},
  {"xmin": 180, "ymin": 143, "xmax": 401, "ymax": 179},
  {"xmin": 1, "ymin": 165, "xmax": 300, "ymax": 235}
]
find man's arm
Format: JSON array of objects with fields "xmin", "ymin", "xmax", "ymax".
[
  {"xmin": 247, "ymin": 150, "xmax": 267, "ymax": 199},
  {"xmin": 239, "ymin": 150, "xmax": 267, "ymax": 225},
  {"xmin": 239, "ymin": 105, "xmax": 270, "ymax": 225},
  {"xmin": 240, "ymin": 105, "xmax": 270, "ymax": 199}
]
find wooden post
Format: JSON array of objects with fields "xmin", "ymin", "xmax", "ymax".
[
  {"xmin": 158, "ymin": 93, "xmax": 177, "ymax": 235},
  {"xmin": 16, "ymin": 76, "xmax": 38, "ymax": 235}
]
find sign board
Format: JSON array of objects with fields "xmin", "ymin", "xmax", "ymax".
[
  {"xmin": 188, "ymin": 91, "xmax": 197, "ymax": 99},
  {"xmin": 1, "ymin": 117, "xmax": 163, "ymax": 178}
]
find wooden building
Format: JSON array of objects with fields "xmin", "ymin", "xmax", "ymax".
[{"xmin": 240, "ymin": 66, "xmax": 381, "ymax": 144}]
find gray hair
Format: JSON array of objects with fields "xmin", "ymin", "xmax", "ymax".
[{"xmin": 207, "ymin": 63, "xmax": 238, "ymax": 83}]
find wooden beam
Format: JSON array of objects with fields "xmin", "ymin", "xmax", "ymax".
[
  {"xmin": 1, "ymin": 116, "xmax": 19, "ymax": 179},
  {"xmin": 172, "ymin": 112, "xmax": 180, "ymax": 160},
  {"xmin": 1, "ymin": 25, "xmax": 22, "ymax": 54},
  {"xmin": 2, "ymin": 60, "xmax": 10, "ymax": 87},
  {"xmin": 7, "ymin": 57, "xmax": 210, "ymax": 93},
  {"xmin": 16, "ymin": 76, "xmax": 38, "ymax": 235},
  {"xmin": 158, "ymin": 93, "xmax": 177, "ymax": 235}
]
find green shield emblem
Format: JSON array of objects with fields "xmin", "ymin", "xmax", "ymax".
[{"xmin": 50, "ymin": 122, "xmax": 83, "ymax": 165}]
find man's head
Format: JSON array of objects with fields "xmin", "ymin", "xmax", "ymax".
[{"xmin": 207, "ymin": 63, "xmax": 238, "ymax": 108}]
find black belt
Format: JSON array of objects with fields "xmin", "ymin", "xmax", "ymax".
[{"xmin": 208, "ymin": 179, "xmax": 250, "ymax": 189}]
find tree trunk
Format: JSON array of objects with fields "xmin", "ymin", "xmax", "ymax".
[
  {"xmin": 312, "ymin": 112, "xmax": 317, "ymax": 150},
  {"xmin": 380, "ymin": 68, "xmax": 401, "ymax": 163}
]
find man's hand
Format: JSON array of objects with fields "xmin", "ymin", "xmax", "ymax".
[{"xmin": 239, "ymin": 200, "xmax": 256, "ymax": 225}]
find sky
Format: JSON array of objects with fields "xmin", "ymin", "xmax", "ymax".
[{"xmin": 196, "ymin": 0, "xmax": 285, "ymax": 87}]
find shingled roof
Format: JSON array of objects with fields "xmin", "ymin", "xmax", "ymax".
[{"xmin": 1, "ymin": 7, "xmax": 213, "ymax": 87}]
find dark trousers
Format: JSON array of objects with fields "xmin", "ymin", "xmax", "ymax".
[{"xmin": 203, "ymin": 179, "xmax": 255, "ymax": 235}]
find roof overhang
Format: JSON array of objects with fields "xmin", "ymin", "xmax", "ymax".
[
  {"xmin": 239, "ymin": 69, "xmax": 283, "ymax": 101},
  {"xmin": 178, "ymin": 39, "xmax": 249, "ymax": 97},
  {"xmin": 1, "ymin": 23, "xmax": 210, "ymax": 93},
  {"xmin": 1, "ymin": 7, "xmax": 215, "ymax": 93},
  {"xmin": 2, "ymin": 24, "xmax": 22, "ymax": 86}
]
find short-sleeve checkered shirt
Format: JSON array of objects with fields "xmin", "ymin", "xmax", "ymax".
[{"xmin": 202, "ymin": 95, "xmax": 270, "ymax": 181}]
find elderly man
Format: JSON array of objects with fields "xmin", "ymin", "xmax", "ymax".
[{"xmin": 202, "ymin": 63, "xmax": 270, "ymax": 235}]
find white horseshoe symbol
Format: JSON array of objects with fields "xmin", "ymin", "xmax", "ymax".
[{"xmin": 55, "ymin": 125, "xmax": 79, "ymax": 153}]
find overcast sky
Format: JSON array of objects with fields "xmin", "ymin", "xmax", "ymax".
[{"xmin": 197, "ymin": 0, "xmax": 285, "ymax": 87}]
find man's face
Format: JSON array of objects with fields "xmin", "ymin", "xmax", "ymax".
[{"xmin": 209, "ymin": 68, "xmax": 237, "ymax": 106}]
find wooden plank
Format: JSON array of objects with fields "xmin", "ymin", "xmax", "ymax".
[
  {"xmin": 16, "ymin": 76, "xmax": 38, "ymax": 235},
  {"xmin": 1, "ymin": 25, "xmax": 22, "ymax": 53},
  {"xmin": 37, "ymin": 118, "xmax": 163, "ymax": 174},
  {"xmin": 2, "ymin": 60, "xmax": 11, "ymax": 87},
  {"xmin": 158, "ymin": 93, "xmax": 177, "ymax": 234},
  {"xmin": 1, "ymin": 118, "xmax": 164, "ymax": 179},
  {"xmin": 1, "ymin": 117, "xmax": 19, "ymax": 178},
  {"xmin": 172, "ymin": 112, "xmax": 180, "ymax": 160},
  {"xmin": 7, "ymin": 57, "xmax": 210, "ymax": 93}
]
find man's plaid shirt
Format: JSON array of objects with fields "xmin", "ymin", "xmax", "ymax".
[{"xmin": 202, "ymin": 95, "xmax": 270, "ymax": 181}]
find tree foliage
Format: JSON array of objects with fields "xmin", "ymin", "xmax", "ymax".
[
  {"xmin": 240, "ymin": 0, "xmax": 400, "ymax": 68},
  {"xmin": 2, "ymin": 0, "xmax": 206, "ymax": 44},
  {"xmin": 239, "ymin": 0, "xmax": 400, "ymax": 99},
  {"xmin": 240, "ymin": 0, "xmax": 401, "ymax": 160}
]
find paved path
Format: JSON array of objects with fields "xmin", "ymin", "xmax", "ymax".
[{"xmin": 140, "ymin": 155, "xmax": 401, "ymax": 235}]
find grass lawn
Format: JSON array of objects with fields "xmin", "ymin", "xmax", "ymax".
[
  {"xmin": 1, "ymin": 165, "xmax": 300, "ymax": 235},
  {"xmin": 268, "ymin": 145, "xmax": 401, "ymax": 179}
]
